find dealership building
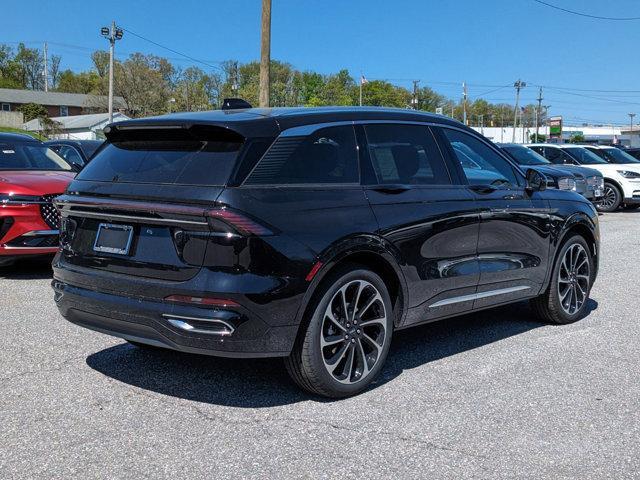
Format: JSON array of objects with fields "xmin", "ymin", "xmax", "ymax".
[{"xmin": 473, "ymin": 125, "xmax": 640, "ymax": 146}]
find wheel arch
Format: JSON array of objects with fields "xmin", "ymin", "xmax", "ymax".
[
  {"xmin": 545, "ymin": 213, "xmax": 599, "ymax": 290},
  {"xmin": 603, "ymin": 177, "xmax": 624, "ymax": 197},
  {"xmin": 294, "ymin": 235, "xmax": 408, "ymax": 329}
]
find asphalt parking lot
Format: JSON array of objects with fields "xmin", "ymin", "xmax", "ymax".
[{"xmin": 1, "ymin": 211, "xmax": 639, "ymax": 479}]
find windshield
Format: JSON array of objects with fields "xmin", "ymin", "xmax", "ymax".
[
  {"xmin": 0, "ymin": 143, "xmax": 72, "ymax": 171},
  {"xmin": 502, "ymin": 146, "xmax": 550, "ymax": 165},
  {"xmin": 596, "ymin": 148, "xmax": 640, "ymax": 164},
  {"xmin": 563, "ymin": 147, "xmax": 608, "ymax": 165}
]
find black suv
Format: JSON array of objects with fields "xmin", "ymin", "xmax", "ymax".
[{"xmin": 53, "ymin": 107, "xmax": 599, "ymax": 398}]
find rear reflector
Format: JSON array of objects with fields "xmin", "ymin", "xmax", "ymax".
[
  {"xmin": 164, "ymin": 295, "xmax": 239, "ymax": 307},
  {"xmin": 305, "ymin": 261, "xmax": 323, "ymax": 282}
]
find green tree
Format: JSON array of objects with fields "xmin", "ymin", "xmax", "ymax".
[
  {"xmin": 56, "ymin": 70, "xmax": 101, "ymax": 94},
  {"xmin": 569, "ymin": 133, "xmax": 585, "ymax": 143},
  {"xmin": 416, "ymin": 86, "xmax": 447, "ymax": 112},
  {"xmin": 530, "ymin": 133, "xmax": 547, "ymax": 142},
  {"xmin": 361, "ymin": 80, "xmax": 410, "ymax": 107},
  {"xmin": 18, "ymin": 103, "xmax": 48, "ymax": 122}
]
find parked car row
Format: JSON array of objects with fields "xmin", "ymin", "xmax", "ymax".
[{"xmin": 526, "ymin": 143, "xmax": 640, "ymax": 212}]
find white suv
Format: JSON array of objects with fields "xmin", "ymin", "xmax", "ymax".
[{"xmin": 528, "ymin": 143, "xmax": 640, "ymax": 212}]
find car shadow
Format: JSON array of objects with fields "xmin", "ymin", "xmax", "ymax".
[
  {"xmin": 0, "ymin": 257, "xmax": 53, "ymax": 280},
  {"xmin": 86, "ymin": 299, "xmax": 598, "ymax": 408}
]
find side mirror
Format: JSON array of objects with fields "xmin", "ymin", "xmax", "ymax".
[{"xmin": 526, "ymin": 168, "xmax": 547, "ymax": 192}]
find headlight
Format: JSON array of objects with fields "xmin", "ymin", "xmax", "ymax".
[
  {"xmin": 557, "ymin": 177, "xmax": 577, "ymax": 191},
  {"xmin": 617, "ymin": 170, "xmax": 640, "ymax": 178},
  {"xmin": 0, "ymin": 193, "xmax": 43, "ymax": 205},
  {"xmin": 586, "ymin": 175, "xmax": 604, "ymax": 187}
]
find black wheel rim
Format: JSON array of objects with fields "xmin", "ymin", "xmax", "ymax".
[
  {"xmin": 557, "ymin": 243, "xmax": 590, "ymax": 315},
  {"xmin": 320, "ymin": 280, "xmax": 387, "ymax": 385}
]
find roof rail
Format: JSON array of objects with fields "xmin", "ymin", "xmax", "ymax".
[{"xmin": 222, "ymin": 98, "xmax": 253, "ymax": 110}]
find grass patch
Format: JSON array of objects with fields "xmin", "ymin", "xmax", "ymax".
[{"xmin": 0, "ymin": 127, "xmax": 45, "ymax": 140}]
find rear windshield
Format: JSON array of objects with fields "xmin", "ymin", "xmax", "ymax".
[
  {"xmin": 0, "ymin": 143, "xmax": 72, "ymax": 171},
  {"xmin": 77, "ymin": 127, "xmax": 243, "ymax": 185}
]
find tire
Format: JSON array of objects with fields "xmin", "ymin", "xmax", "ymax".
[
  {"xmin": 596, "ymin": 182, "xmax": 622, "ymax": 212},
  {"xmin": 285, "ymin": 265, "xmax": 394, "ymax": 398},
  {"xmin": 531, "ymin": 235, "xmax": 593, "ymax": 324}
]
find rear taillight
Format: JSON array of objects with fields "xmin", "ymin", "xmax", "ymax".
[{"xmin": 206, "ymin": 207, "xmax": 273, "ymax": 236}]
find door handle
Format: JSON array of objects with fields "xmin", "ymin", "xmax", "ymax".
[
  {"xmin": 371, "ymin": 184, "xmax": 411, "ymax": 194},
  {"xmin": 468, "ymin": 184, "xmax": 498, "ymax": 194}
]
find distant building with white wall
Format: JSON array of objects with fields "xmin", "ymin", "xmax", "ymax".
[{"xmin": 471, "ymin": 124, "xmax": 639, "ymax": 146}]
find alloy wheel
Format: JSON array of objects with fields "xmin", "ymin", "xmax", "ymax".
[
  {"xmin": 599, "ymin": 185, "xmax": 618, "ymax": 211},
  {"xmin": 557, "ymin": 243, "xmax": 590, "ymax": 315},
  {"xmin": 320, "ymin": 280, "xmax": 387, "ymax": 384}
]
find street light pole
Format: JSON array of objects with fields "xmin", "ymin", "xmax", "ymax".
[
  {"xmin": 629, "ymin": 113, "xmax": 636, "ymax": 147},
  {"xmin": 101, "ymin": 21, "xmax": 123, "ymax": 123}
]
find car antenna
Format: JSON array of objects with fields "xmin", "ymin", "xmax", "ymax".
[{"xmin": 222, "ymin": 98, "xmax": 253, "ymax": 110}]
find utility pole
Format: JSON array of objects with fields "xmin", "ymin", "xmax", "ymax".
[
  {"xmin": 231, "ymin": 61, "xmax": 239, "ymax": 97},
  {"xmin": 479, "ymin": 114, "xmax": 484, "ymax": 135},
  {"xmin": 535, "ymin": 86, "xmax": 543, "ymax": 142},
  {"xmin": 101, "ymin": 21, "xmax": 123, "ymax": 123},
  {"xmin": 412, "ymin": 80, "xmax": 420, "ymax": 110},
  {"xmin": 629, "ymin": 113, "xmax": 636, "ymax": 147},
  {"xmin": 462, "ymin": 82, "xmax": 468, "ymax": 125},
  {"xmin": 512, "ymin": 79, "xmax": 526, "ymax": 142},
  {"xmin": 259, "ymin": 0, "xmax": 271, "ymax": 108},
  {"xmin": 43, "ymin": 43, "xmax": 48, "ymax": 92}
]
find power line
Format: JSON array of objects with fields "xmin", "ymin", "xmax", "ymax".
[
  {"xmin": 119, "ymin": 27, "xmax": 224, "ymax": 72},
  {"xmin": 531, "ymin": 0, "xmax": 640, "ymax": 21}
]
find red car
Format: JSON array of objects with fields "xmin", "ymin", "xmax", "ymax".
[{"xmin": 0, "ymin": 133, "xmax": 75, "ymax": 267}]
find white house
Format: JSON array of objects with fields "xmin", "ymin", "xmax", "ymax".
[{"xmin": 23, "ymin": 112, "xmax": 130, "ymax": 140}]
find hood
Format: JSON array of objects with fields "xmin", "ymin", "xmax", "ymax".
[
  {"xmin": 523, "ymin": 164, "xmax": 577, "ymax": 179},
  {"xmin": 555, "ymin": 165, "xmax": 602, "ymax": 178},
  {"xmin": 0, "ymin": 170, "xmax": 75, "ymax": 196},
  {"xmin": 581, "ymin": 163, "xmax": 640, "ymax": 175}
]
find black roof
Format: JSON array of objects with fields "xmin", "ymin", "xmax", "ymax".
[
  {"xmin": 0, "ymin": 132, "xmax": 40, "ymax": 143},
  {"xmin": 107, "ymin": 107, "xmax": 464, "ymax": 138}
]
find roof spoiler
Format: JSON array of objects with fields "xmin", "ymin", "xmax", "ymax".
[{"xmin": 222, "ymin": 98, "xmax": 253, "ymax": 110}]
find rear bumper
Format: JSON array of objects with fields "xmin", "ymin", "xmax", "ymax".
[{"xmin": 52, "ymin": 268, "xmax": 303, "ymax": 358}]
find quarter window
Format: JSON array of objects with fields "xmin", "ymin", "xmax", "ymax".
[
  {"xmin": 364, "ymin": 124, "xmax": 452, "ymax": 185},
  {"xmin": 245, "ymin": 126, "xmax": 358, "ymax": 185},
  {"xmin": 443, "ymin": 128, "xmax": 521, "ymax": 187}
]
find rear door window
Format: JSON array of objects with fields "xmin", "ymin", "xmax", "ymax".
[
  {"xmin": 244, "ymin": 125, "xmax": 358, "ymax": 185},
  {"xmin": 364, "ymin": 124, "xmax": 452, "ymax": 185},
  {"xmin": 77, "ymin": 127, "xmax": 243, "ymax": 185}
]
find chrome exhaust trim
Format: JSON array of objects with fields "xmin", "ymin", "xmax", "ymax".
[{"xmin": 161, "ymin": 314, "xmax": 235, "ymax": 336}]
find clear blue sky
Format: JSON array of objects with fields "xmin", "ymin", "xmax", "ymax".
[{"xmin": 4, "ymin": 0, "xmax": 640, "ymax": 125}]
